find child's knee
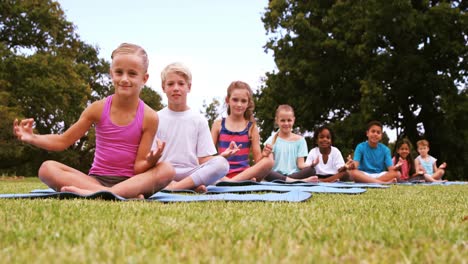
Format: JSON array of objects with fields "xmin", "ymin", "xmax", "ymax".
[
  {"xmin": 38, "ymin": 160, "xmax": 58, "ymax": 178},
  {"xmin": 265, "ymin": 157, "xmax": 274, "ymax": 170},
  {"xmin": 156, "ymin": 162, "xmax": 175, "ymax": 181},
  {"xmin": 213, "ymin": 156, "xmax": 230, "ymax": 174}
]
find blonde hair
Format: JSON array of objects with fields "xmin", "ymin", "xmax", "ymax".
[
  {"xmin": 272, "ymin": 104, "xmax": 295, "ymax": 145},
  {"xmin": 226, "ymin": 81, "xmax": 255, "ymax": 122},
  {"xmin": 416, "ymin": 139, "xmax": 429, "ymax": 147},
  {"xmin": 161, "ymin": 62, "xmax": 192, "ymax": 86},
  {"xmin": 111, "ymin": 43, "xmax": 149, "ymax": 72},
  {"xmin": 275, "ymin": 104, "xmax": 295, "ymax": 118}
]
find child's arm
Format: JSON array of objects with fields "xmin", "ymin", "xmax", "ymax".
[
  {"xmin": 250, "ymin": 124, "xmax": 271, "ymax": 162},
  {"xmin": 299, "ymin": 152, "xmax": 318, "ymax": 168},
  {"xmin": 297, "ymin": 157, "xmax": 307, "ymax": 169},
  {"xmin": 431, "ymin": 162, "xmax": 438, "ymax": 175},
  {"xmin": 210, "ymin": 119, "xmax": 221, "ymax": 147},
  {"xmin": 414, "ymin": 158, "xmax": 425, "ymax": 174},
  {"xmin": 133, "ymin": 107, "xmax": 159, "ymax": 174},
  {"xmin": 351, "ymin": 153, "xmax": 360, "ymax": 170},
  {"xmin": 296, "ymin": 137, "xmax": 309, "ymax": 169},
  {"xmin": 13, "ymin": 101, "xmax": 101, "ymax": 151},
  {"xmin": 209, "ymin": 119, "xmax": 239, "ymax": 158},
  {"xmin": 388, "ymin": 157, "xmax": 402, "ymax": 172},
  {"xmin": 342, "ymin": 155, "xmax": 355, "ymax": 170}
]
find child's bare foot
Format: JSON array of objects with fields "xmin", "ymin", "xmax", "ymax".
[
  {"xmin": 194, "ymin": 185, "xmax": 207, "ymax": 193},
  {"xmin": 433, "ymin": 179, "xmax": 447, "ymax": 183},
  {"xmin": 61, "ymin": 186, "xmax": 94, "ymax": 196},
  {"xmin": 382, "ymin": 178, "xmax": 398, "ymax": 184},
  {"xmin": 303, "ymin": 176, "xmax": 319, "ymax": 183},
  {"xmin": 165, "ymin": 181, "xmax": 179, "ymax": 189}
]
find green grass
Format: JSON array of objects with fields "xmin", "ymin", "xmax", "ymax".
[{"xmin": 0, "ymin": 177, "xmax": 466, "ymax": 263}]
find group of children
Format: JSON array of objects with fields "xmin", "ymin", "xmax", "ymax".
[{"xmin": 12, "ymin": 43, "xmax": 447, "ymax": 198}]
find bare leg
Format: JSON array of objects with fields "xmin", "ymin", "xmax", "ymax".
[
  {"xmin": 108, "ymin": 161, "xmax": 174, "ymax": 198},
  {"xmin": 348, "ymin": 170, "xmax": 398, "ymax": 183},
  {"xmin": 194, "ymin": 185, "xmax": 207, "ymax": 193},
  {"xmin": 376, "ymin": 170, "xmax": 398, "ymax": 183},
  {"xmin": 423, "ymin": 173, "xmax": 447, "ymax": 182},
  {"xmin": 289, "ymin": 175, "xmax": 318, "ymax": 183},
  {"xmin": 167, "ymin": 177, "xmax": 197, "ymax": 190},
  {"xmin": 39, "ymin": 160, "xmax": 103, "ymax": 191},
  {"xmin": 319, "ymin": 171, "xmax": 348, "ymax": 183},
  {"xmin": 63, "ymin": 162, "xmax": 174, "ymax": 198},
  {"xmin": 60, "ymin": 186, "xmax": 106, "ymax": 196},
  {"xmin": 431, "ymin": 168, "xmax": 446, "ymax": 181},
  {"xmin": 230, "ymin": 157, "xmax": 274, "ymax": 182}
]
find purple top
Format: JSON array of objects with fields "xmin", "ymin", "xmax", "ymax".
[{"xmin": 89, "ymin": 95, "xmax": 144, "ymax": 177}]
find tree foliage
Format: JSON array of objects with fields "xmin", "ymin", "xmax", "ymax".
[
  {"xmin": 201, "ymin": 98, "xmax": 222, "ymax": 128},
  {"xmin": 140, "ymin": 86, "xmax": 164, "ymax": 111},
  {"xmin": 0, "ymin": 0, "xmax": 163, "ymax": 176},
  {"xmin": 257, "ymin": 0, "xmax": 467, "ymax": 179}
]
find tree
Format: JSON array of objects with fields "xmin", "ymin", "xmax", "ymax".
[
  {"xmin": 0, "ymin": 0, "xmax": 164, "ymax": 175},
  {"xmin": 201, "ymin": 98, "xmax": 222, "ymax": 128},
  {"xmin": 257, "ymin": 0, "xmax": 467, "ymax": 179},
  {"xmin": 140, "ymin": 86, "xmax": 164, "ymax": 111}
]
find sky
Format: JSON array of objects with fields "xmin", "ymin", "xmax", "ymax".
[
  {"xmin": 57, "ymin": 0, "xmax": 276, "ymax": 112},
  {"xmin": 56, "ymin": 0, "xmax": 398, "ymax": 141}
]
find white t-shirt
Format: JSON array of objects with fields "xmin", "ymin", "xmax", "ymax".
[
  {"xmin": 305, "ymin": 147, "xmax": 345, "ymax": 175},
  {"xmin": 154, "ymin": 107, "xmax": 217, "ymax": 176}
]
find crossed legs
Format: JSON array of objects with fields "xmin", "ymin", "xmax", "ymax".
[
  {"xmin": 227, "ymin": 156, "xmax": 274, "ymax": 182},
  {"xmin": 166, "ymin": 156, "xmax": 229, "ymax": 192},
  {"xmin": 348, "ymin": 169, "xmax": 398, "ymax": 183},
  {"xmin": 38, "ymin": 160, "xmax": 174, "ymax": 198}
]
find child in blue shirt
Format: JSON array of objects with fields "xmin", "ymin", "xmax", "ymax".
[
  {"xmin": 348, "ymin": 121, "xmax": 399, "ymax": 183},
  {"xmin": 414, "ymin": 139, "xmax": 446, "ymax": 182},
  {"xmin": 263, "ymin": 105, "xmax": 317, "ymax": 182}
]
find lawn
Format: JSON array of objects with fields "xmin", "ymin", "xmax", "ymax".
[{"xmin": 0, "ymin": 177, "xmax": 466, "ymax": 263}]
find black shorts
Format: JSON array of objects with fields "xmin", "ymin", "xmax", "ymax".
[{"xmin": 88, "ymin": 174, "xmax": 130, "ymax": 187}]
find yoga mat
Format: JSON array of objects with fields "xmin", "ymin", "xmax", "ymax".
[
  {"xmin": 2, "ymin": 189, "xmax": 312, "ymax": 202},
  {"xmin": 0, "ymin": 191, "xmax": 126, "ymax": 201},
  {"xmin": 216, "ymin": 180, "xmax": 389, "ymax": 189},
  {"xmin": 397, "ymin": 181, "xmax": 468, "ymax": 186},
  {"xmin": 207, "ymin": 185, "xmax": 366, "ymax": 194},
  {"xmin": 149, "ymin": 190, "xmax": 312, "ymax": 202},
  {"xmin": 32, "ymin": 186, "xmax": 365, "ymax": 195}
]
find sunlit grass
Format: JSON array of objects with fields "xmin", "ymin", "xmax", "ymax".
[{"xmin": 0, "ymin": 178, "xmax": 466, "ymax": 263}]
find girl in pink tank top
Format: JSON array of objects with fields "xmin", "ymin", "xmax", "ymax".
[{"xmin": 13, "ymin": 43, "xmax": 174, "ymax": 198}]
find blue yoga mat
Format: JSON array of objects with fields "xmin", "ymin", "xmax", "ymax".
[
  {"xmin": 31, "ymin": 184, "xmax": 370, "ymax": 194},
  {"xmin": 216, "ymin": 180, "xmax": 389, "ymax": 189},
  {"xmin": 149, "ymin": 190, "xmax": 311, "ymax": 202},
  {"xmin": 206, "ymin": 185, "xmax": 366, "ymax": 194},
  {"xmin": 397, "ymin": 181, "xmax": 468, "ymax": 186},
  {"xmin": 2, "ymin": 189, "xmax": 312, "ymax": 202}
]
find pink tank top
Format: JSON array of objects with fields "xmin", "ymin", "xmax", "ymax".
[{"xmin": 89, "ymin": 95, "xmax": 144, "ymax": 177}]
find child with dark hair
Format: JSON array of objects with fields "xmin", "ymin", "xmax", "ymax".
[
  {"xmin": 305, "ymin": 126, "xmax": 352, "ymax": 182},
  {"xmin": 392, "ymin": 138, "xmax": 417, "ymax": 182},
  {"xmin": 347, "ymin": 121, "xmax": 399, "ymax": 183}
]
